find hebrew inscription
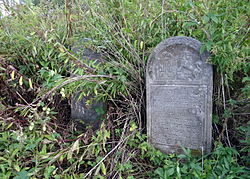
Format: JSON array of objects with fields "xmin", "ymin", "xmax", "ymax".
[{"xmin": 146, "ymin": 36, "xmax": 212, "ymax": 154}]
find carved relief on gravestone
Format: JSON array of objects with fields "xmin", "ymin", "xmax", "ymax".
[{"xmin": 146, "ymin": 36, "xmax": 212, "ymax": 154}]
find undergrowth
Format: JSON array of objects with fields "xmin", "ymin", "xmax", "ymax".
[{"xmin": 0, "ymin": 0, "xmax": 249, "ymax": 178}]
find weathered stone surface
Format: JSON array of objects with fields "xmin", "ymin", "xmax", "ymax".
[
  {"xmin": 146, "ymin": 36, "xmax": 212, "ymax": 154},
  {"xmin": 71, "ymin": 49, "xmax": 105, "ymax": 130},
  {"xmin": 71, "ymin": 94, "xmax": 105, "ymax": 130}
]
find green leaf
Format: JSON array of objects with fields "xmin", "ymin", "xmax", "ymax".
[
  {"xmin": 100, "ymin": 162, "xmax": 106, "ymax": 175},
  {"xmin": 67, "ymin": 139, "xmax": 80, "ymax": 160},
  {"xmin": 242, "ymin": 77, "xmax": 250, "ymax": 83},
  {"xmin": 211, "ymin": 15, "xmax": 219, "ymax": 24},
  {"xmin": 13, "ymin": 171, "xmax": 29, "ymax": 179},
  {"xmin": 14, "ymin": 164, "xmax": 20, "ymax": 172},
  {"xmin": 166, "ymin": 168, "xmax": 175, "ymax": 176},
  {"xmin": 183, "ymin": 22, "xmax": 197, "ymax": 28},
  {"xmin": 44, "ymin": 166, "xmax": 56, "ymax": 179},
  {"xmin": 202, "ymin": 16, "xmax": 210, "ymax": 23}
]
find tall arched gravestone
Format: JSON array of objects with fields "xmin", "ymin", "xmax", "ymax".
[{"xmin": 146, "ymin": 36, "xmax": 212, "ymax": 154}]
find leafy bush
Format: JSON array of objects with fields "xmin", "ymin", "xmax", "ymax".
[{"xmin": 152, "ymin": 144, "xmax": 249, "ymax": 179}]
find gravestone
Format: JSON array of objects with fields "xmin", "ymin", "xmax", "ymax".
[
  {"xmin": 71, "ymin": 48, "xmax": 106, "ymax": 130},
  {"xmin": 146, "ymin": 36, "xmax": 212, "ymax": 154}
]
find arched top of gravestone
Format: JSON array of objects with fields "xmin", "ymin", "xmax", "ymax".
[{"xmin": 147, "ymin": 36, "xmax": 211, "ymax": 85}]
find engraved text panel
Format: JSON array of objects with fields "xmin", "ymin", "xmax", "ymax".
[{"xmin": 150, "ymin": 85, "xmax": 206, "ymax": 149}]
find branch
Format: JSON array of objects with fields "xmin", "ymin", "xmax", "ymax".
[
  {"xmin": 34, "ymin": 75, "xmax": 113, "ymax": 103},
  {"xmin": 83, "ymin": 131, "xmax": 135, "ymax": 178}
]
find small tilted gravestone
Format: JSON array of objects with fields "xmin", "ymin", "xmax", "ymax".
[
  {"xmin": 146, "ymin": 36, "xmax": 212, "ymax": 154},
  {"xmin": 71, "ymin": 49, "xmax": 105, "ymax": 130}
]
